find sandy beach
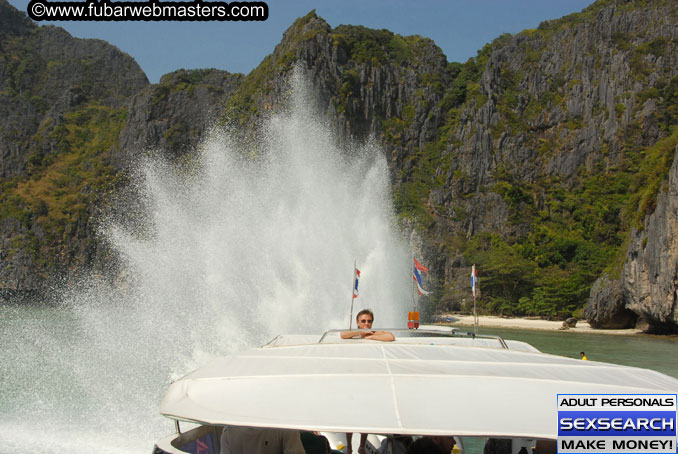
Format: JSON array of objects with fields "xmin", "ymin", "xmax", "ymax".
[{"xmin": 440, "ymin": 314, "xmax": 643, "ymax": 335}]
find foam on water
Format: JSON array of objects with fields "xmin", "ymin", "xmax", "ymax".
[{"xmin": 0, "ymin": 73, "xmax": 412, "ymax": 453}]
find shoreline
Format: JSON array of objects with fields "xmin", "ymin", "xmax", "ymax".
[{"xmin": 439, "ymin": 314, "xmax": 644, "ymax": 336}]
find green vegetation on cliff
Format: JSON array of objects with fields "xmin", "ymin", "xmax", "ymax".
[
  {"xmin": 0, "ymin": 102, "xmax": 126, "ymax": 264},
  {"xmin": 0, "ymin": 10, "xmax": 146, "ymax": 275},
  {"xmin": 386, "ymin": 0, "xmax": 678, "ymax": 318}
]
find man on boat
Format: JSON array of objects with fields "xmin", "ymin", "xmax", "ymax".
[
  {"xmin": 340, "ymin": 309, "xmax": 395, "ymax": 342},
  {"xmin": 580, "ymin": 351, "xmax": 588, "ymax": 360},
  {"xmin": 341, "ymin": 309, "xmax": 394, "ymax": 453}
]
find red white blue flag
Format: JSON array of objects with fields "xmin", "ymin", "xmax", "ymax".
[
  {"xmin": 353, "ymin": 268, "xmax": 360, "ymax": 299},
  {"xmin": 414, "ymin": 258, "xmax": 429, "ymax": 274},
  {"xmin": 413, "ymin": 258, "xmax": 430, "ymax": 295},
  {"xmin": 470, "ymin": 264, "xmax": 477, "ymax": 297}
]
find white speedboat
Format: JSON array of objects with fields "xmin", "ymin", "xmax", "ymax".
[{"xmin": 154, "ymin": 326, "xmax": 678, "ymax": 454}]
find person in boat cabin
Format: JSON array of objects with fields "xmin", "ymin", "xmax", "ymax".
[
  {"xmin": 340, "ymin": 309, "xmax": 395, "ymax": 342},
  {"xmin": 378, "ymin": 434, "xmax": 413, "ymax": 454},
  {"xmin": 219, "ymin": 426, "xmax": 306, "ymax": 454},
  {"xmin": 406, "ymin": 436, "xmax": 455, "ymax": 454}
]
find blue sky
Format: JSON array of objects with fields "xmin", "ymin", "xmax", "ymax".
[{"xmin": 8, "ymin": 0, "xmax": 597, "ymax": 83}]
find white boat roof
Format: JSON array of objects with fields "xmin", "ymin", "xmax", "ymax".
[
  {"xmin": 264, "ymin": 332, "xmax": 540, "ymax": 352},
  {"xmin": 160, "ymin": 331, "xmax": 678, "ymax": 439}
]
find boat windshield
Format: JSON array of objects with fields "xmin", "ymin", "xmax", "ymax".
[{"xmin": 318, "ymin": 327, "xmax": 509, "ymax": 348}]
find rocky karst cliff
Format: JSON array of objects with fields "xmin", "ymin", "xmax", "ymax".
[
  {"xmin": 116, "ymin": 68, "xmax": 243, "ymax": 168},
  {"xmin": 426, "ymin": 0, "xmax": 678, "ymax": 331},
  {"xmin": 587, "ymin": 144, "xmax": 678, "ymax": 333},
  {"xmin": 0, "ymin": 0, "xmax": 147, "ymax": 296},
  {"xmin": 1, "ymin": 0, "xmax": 677, "ymax": 332},
  {"xmin": 611, "ymin": 144, "xmax": 678, "ymax": 332},
  {"xmin": 0, "ymin": 0, "xmax": 240, "ymax": 296}
]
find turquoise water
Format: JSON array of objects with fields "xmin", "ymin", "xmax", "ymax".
[{"xmin": 467, "ymin": 326, "xmax": 678, "ymax": 378}]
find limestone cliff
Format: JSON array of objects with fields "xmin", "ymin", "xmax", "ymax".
[
  {"xmin": 620, "ymin": 145, "xmax": 678, "ymax": 332},
  {"xmin": 116, "ymin": 68, "xmax": 243, "ymax": 168},
  {"xmin": 429, "ymin": 0, "xmax": 677, "ymax": 322},
  {"xmin": 587, "ymin": 144, "xmax": 678, "ymax": 333},
  {"xmin": 0, "ymin": 0, "xmax": 148, "ymax": 296},
  {"xmin": 1, "ymin": 0, "xmax": 678, "ymax": 333},
  {"xmin": 0, "ymin": 1, "xmax": 240, "ymax": 296}
]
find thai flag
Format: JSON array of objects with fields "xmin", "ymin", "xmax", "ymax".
[
  {"xmin": 353, "ymin": 268, "xmax": 360, "ymax": 299},
  {"xmin": 413, "ymin": 258, "xmax": 430, "ymax": 295},
  {"xmin": 470, "ymin": 264, "xmax": 477, "ymax": 297},
  {"xmin": 414, "ymin": 257, "xmax": 429, "ymax": 274}
]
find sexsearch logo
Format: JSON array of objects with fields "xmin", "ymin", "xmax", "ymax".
[{"xmin": 557, "ymin": 394, "xmax": 677, "ymax": 454}]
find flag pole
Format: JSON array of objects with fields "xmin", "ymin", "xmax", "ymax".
[
  {"xmin": 473, "ymin": 293, "xmax": 478, "ymax": 335},
  {"xmin": 411, "ymin": 255, "xmax": 416, "ymax": 312},
  {"xmin": 472, "ymin": 264, "xmax": 478, "ymax": 335},
  {"xmin": 349, "ymin": 261, "xmax": 356, "ymax": 329}
]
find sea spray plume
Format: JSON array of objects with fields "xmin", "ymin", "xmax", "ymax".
[{"xmin": 1, "ymin": 71, "xmax": 411, "ymax": 454}]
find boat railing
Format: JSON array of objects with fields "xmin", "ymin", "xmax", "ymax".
[{"xmin": 318, "ymin": 327, "xmax": 509, "ymax": 348}]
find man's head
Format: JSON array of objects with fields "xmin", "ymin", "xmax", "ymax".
[
  {"xmin": 356, "ymin": 309, "xmax": 374, "ymax": 329},
  {"xmin": 430, "ymin": 436, "xmax": 455, "ymax": 453},
  {"xmin": 408, "ymin": 436, "xmax": 453, "ymax": 454}
]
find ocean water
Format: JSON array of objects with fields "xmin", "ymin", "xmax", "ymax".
[{"xmin": 472, "ymin": 326, "xmax": 678, "ymax": 378}]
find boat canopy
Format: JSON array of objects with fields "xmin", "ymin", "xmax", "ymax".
[{"xmin": 160, "ymin": 331, "xmax": 678, "ymax": 439}]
